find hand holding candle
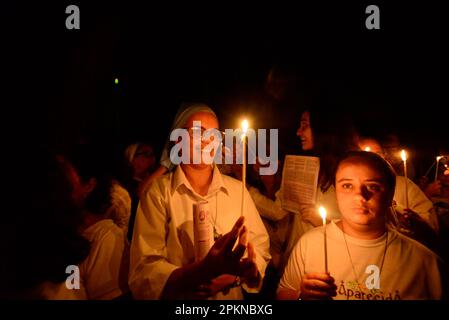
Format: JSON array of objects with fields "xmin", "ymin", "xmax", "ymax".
[
  {"xmin": 318, "ymin": 206, "xmax": 328, "ymax": 273},
  {"xmin": 400, "ymin": 150, "xmax": 409, "ymax": 209}
]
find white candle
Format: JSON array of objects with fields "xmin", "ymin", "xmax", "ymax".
[
  {"xmin": 435, "ymin": 156, "xmax": 443, "ymax": 182},
  {"xmin": 318, "ymin": 206, "xmax": 328, "ymax": 273},
  {"xmin": 401, "ymin": 150, "xmax": 409, "ymax": 209},
  {"xmin": 241, "ymin": 120, "xmax": 249, "ymax": 217}
]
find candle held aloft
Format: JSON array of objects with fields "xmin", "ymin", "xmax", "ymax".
[
  {"xmin": 241, "ymin": 120, "xmax": 249, "ymax": 217},
  {"xmin": 401, "ymin": 150, "xmax": 409, "ymax": 209},
  {"xmin": 318, "ymin": 206, "xmax": 328, "ymax": 273},
  {"xmin": 435, "ymin": 156, "xmax": 443, "ymax": 182}
]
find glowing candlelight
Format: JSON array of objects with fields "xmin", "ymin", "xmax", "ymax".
[
  {"xmin": 318, "ymin": 206, "xmax": 328, "ymax": 273},
  {"xmin": 401, "ymin": 150, "xmax": 409, "ymax": 209},
  {"xmin": 241, "ymin": 119, "xmax": 249, "ymax": 216},
  {"xmin": 400, "ymin": 149, "xmax": 407, "ymax": 162},
  {"xmin": 364, "ymin": 146, "xmax": 371, "ymax": 152},
  {"xmin": 435, "ymin": 156, "xmax": 443, "ymax": 182}
]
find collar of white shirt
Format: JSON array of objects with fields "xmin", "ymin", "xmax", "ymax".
[{"xmin": 171, "ymin": 165, "xmax": 230, "ymax": 198}]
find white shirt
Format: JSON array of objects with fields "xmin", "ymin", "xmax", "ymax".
[
  {"xmin": 105, "ymin": 181, "xmax": 132, "ymax": 234},
  {"xmin": 279, "ymin": 220, "xmax": 444, "ymax": 300},
  {"xmin": 248, "ymin": 185, "xmax": 340, "ymax": 272},
  {"xmin": 394, "ymin": 176, "xmax": 438, "ymax": 231},
  {"xmin": 37, "ymin": 219, "xmax": 130, "ymax": 300},
  {"xmin": 129, "ymin": 165, "xmax": 271, "ymax": 299},
  {"xmin": 80, "ymin": 219, "xmax": 130, "ymax": 299}
]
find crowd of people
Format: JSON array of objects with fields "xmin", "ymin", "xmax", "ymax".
[{"xmin": 2, "ymin": 101, "xmax": 448, "ymax": 300}]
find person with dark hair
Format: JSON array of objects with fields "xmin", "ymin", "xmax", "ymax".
[
  {"xmin": 278, "ymin": 151, "xmax": 446, "ymax": 300},
  {"xmin": 68, "ymin": 145, "xmax": 132, "ymax": 235},
  {"xmin": 123, "ymin": 142, "xmax": 157, "ymax": 241},
  {"xmin": 358, "ymin": 137, "xmax": 440, "ymax": 253},
  {"xmin": 247, "ymin": 103, "xmax": 358, "ymax": 280},
  {"xmin": 359, "ymin": 137, "xmax": 437, "ymax": 229},
  {"xmin": 298, "ymin": 107, "xmax": 359, "ymax": 192},
  {"xmin": 1, "ymin": 146, "xmax": 90, "ymax": 299},
  {"xmin": 64, "ymin": 145, "xmax": 130, "ymax": 299}
]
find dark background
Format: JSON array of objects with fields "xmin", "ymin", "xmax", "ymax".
[{"xmin": 3, "ymin": 2, "xmax": 448, "ymax": 177}]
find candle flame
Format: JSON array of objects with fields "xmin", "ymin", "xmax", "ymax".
[
  {"xmin": 242, "ymin": 119, "xmax": 249, "ymax": 134},
  {"xmin": 364, "ymin": 146, "xmax": 371, "ymax": 152},
  {"xmin": 400, "ymin": 149, "xmax": 407, "ymax": 161},
  {"xmin": 318, "ymin": 206, "xmax": 327, "ymax": 220}
]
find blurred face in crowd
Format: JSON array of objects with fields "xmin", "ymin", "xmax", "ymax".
[
  {"xmin": 335, "ymin": 158, "xmax": 393, "ymax": 235},
  {"xmin": 297, "ymin": 111, "xmax": 314, "ymax": 151},
  {"xmin": 132, "ymin": 144, "xmax": 156, "ymax": 177},
  {"xmin": 183, "ymin": 112, "xmax": 220, "ymax": 169},
  {"xmin": 382, "ymin": 134, "xmax": 402, "ymax": 167}
]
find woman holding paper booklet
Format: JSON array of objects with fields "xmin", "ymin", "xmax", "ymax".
[
  {"xmin": 247, "ymin": 103, "xmax": 358, "ymax": 283},
  {"xmin": 128, "ymin": 104, "xmax": 270, "ymax": 300}
]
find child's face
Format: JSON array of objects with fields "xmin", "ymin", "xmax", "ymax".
[{"xmin": 335, "ymin": 160, "xmax": 391, "ymax": 229}]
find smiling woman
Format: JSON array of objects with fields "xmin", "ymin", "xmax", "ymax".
[{"xmin": 128, "ymin": 104, "xmax": 271, "ymax": 300}]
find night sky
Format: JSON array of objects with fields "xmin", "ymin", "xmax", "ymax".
[{"xmin": 4, "ymin": 2, "xmax": 448, "ymax": 176}]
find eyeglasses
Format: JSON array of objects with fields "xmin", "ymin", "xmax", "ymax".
[{"xmin": 185, "ymin": 126, "xmax": 225, "ymax": 142}]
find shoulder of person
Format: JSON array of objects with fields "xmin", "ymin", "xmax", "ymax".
[
  {"xmin": 221, "ymin": 173, "xmax": 243, "ymax": 189},
  {"xmin": 393, "ymin": 229, "xmax": 440, "ymax": 261},
  {"xmin": 296, "ymin": 225, "xmax": 324, "ymax": 244},
  {"xmin": 304, "ymin": 225, "xmax": 325, "ymax": 236},
  {"xmin": 396, "ymin": 176, "xmax": 420, "ymax": 191},
  {"xmin": 144, "ymin": 171, "xmax": 172, "ymax": 196},
  {"xmin": 83, "ymin": 219, "xmax": 125, "ymax": 244}
]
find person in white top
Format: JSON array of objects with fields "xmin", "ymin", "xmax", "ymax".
[
  {"xmin": 18, "ymin": 150, "xmax": 130, "ymax": 300},
  {"xmin": 105, "ymin": 181, "xmax": 132, "ymax": 235},
  {"xmin": 38, "ymin": 219, "xmax": 129, "ymax": 300},
  {"xmin": 358, "ymin": 137, "xmax": 440, "ymax": 254},
  {"xmin": 63, "ymin": 155, "xmax": 130, "ymax": 299},
  {"xmin": 358, "ymin": 137, "xmax": 438, "ymax": 231},
  {"xmin": 278, "ymin": 151, "xmax": 446, "ymax": 300},
  {"xmin": 129, "ymin": 105, "xmax": 271, "ymax": 300}
]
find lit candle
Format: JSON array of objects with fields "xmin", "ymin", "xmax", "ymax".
[
  {"xmin": 318, "ymin": 206, "xmax": 328, "ymax": 273},
  {"xmin": 241, "ymin": 119, "xmax": 249, "ymax": 217},
  {"xmin": 364, "ymin": 146, "xmax": 371, "ymax": 152},
  {"xmin": 401, "ymin": 150, "xmax": 409, "ymax": 209},
  {"xmin": 435, "ymin": 156, "xmax": 443, "ymax": 182}
]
